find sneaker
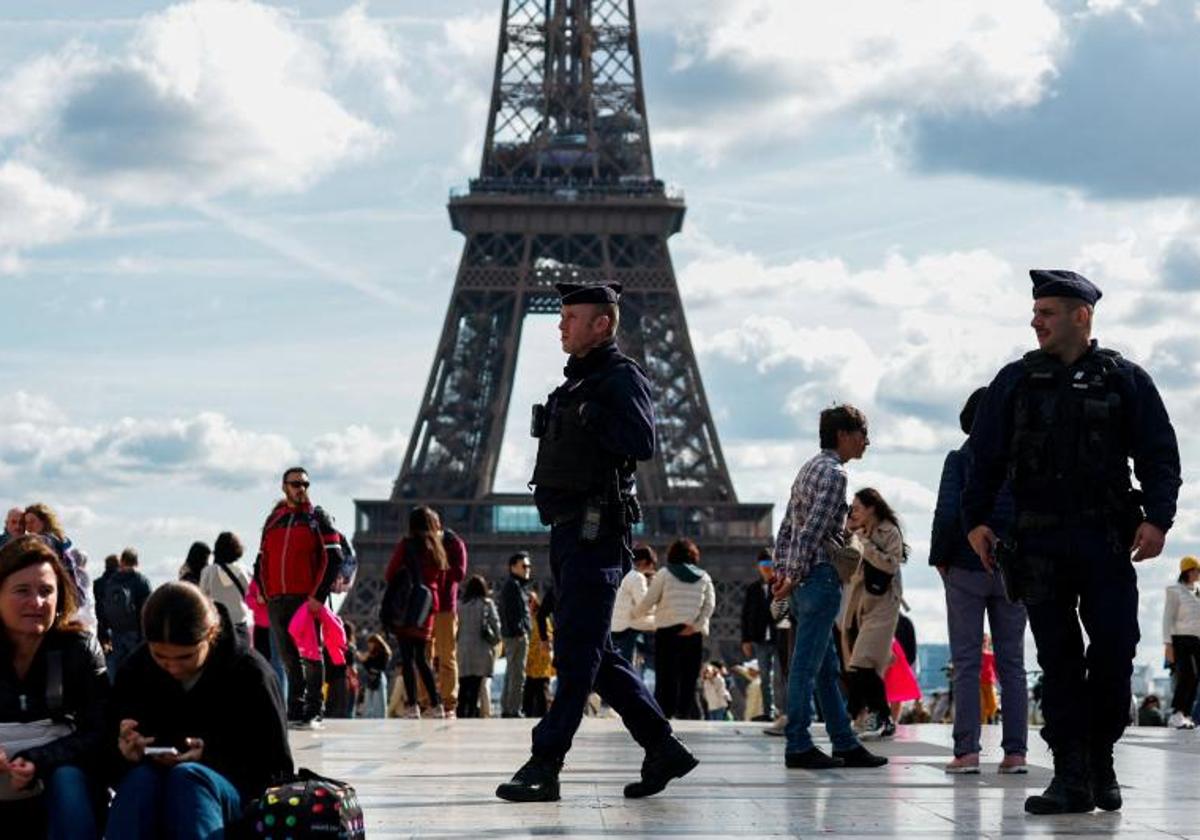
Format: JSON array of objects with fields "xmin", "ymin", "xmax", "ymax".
[
  {"xmin": 877, "ymin": 717, "xmax": 896, "ymax": 739},
  {"xmin": 944, "ymin": 754, "xmax": 980, "ymax": 774},
  {"xmin": 998, "ymin": 754, "xmax": 1028, "ymax": 775},
  {"xmin": 443, "ymin": 708, "xmax": 457, "ymax": 720},
  {"xmin": 289, "ymin": 717, "xmax": 323, "ymax": 731},
  {"xmin": 763, "ymin": 715, "xmax": 787, "ymax": 737},
  {"xmin": 1169, "ymin": 711, "xmax": 1196, "ymax": 729},
  {"xmin": 403, "ymin": 704, "xmax": 421, "ymax": 720}
]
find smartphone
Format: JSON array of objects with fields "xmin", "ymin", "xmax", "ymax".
[{"xmin": 144, "ymin": 746, "xmax": 179, "ymax": 757}]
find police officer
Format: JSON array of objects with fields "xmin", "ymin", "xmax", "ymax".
[
  {"xmin": 496, "ymin": 281, "xmax": 698, "ymax": 802},
  {"xmin": 963, "ymin": 270, "xmax": 1181, "ymax": 815}
]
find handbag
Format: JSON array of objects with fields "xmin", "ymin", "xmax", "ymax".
[
  {"xmin": 824, "ymin": 532, "xmax": 863, "ymax": 584},
  {"xmin": 379, "ymin": 542, "xmax": 433, "ymax": 632},
  {"xmin": 247, "ymin": 768, "xmax": 365, "ymax": 839},
  {"xmin": 0, "ymin": 652, "xmax": 70, "ymax": 802}
]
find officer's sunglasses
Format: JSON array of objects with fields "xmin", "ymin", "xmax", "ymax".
[{"xmin": 286, "ymin": 480, "xmax": 311, "ymax": 489}]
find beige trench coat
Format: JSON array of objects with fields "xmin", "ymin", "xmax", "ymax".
[{"xmin": 838, "ymin": 520, "xmax": 903, "ymax": 675}]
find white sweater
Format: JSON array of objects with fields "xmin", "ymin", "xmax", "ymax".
[
  {"xmin": 199, "ymin": 561, "xmax": 252, "ymax": 626},
  {"xmin": 611, "ymin": 569, "xmax": 655, "ymax": 633},
  {"xmin": 1163, "ymin": 581, "xmax": 1200, "ymax": 642},
  {"xmin": 632, "ymin": 567, "xmax": 716, "ymax": 635}
]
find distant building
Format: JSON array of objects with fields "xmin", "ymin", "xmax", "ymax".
[{"xmin": 917, "ymin": 643, "xmax": 951, "ymax": 694}]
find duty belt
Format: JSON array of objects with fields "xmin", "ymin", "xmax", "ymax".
[{"xmin": 1016, "ymin": 510, "xmax": 1104, "ymax": 532}]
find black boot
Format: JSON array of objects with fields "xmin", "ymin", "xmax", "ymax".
[
  {"xmin": 1024, "ymin": 745, "xmax": 1094, "ymax": 815},
  {"xmin": 496, "ymin": 755, "xmax": 562, "ymax": 802},
  {"xmin": 1090, "ymin": 745, "xmax": 1121, "ymax": 812},
  {"xmin": 624, "ymin": 734, "xmax": 699, "ymax": 798}
]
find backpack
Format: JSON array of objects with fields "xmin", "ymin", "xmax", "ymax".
[
  {"xmin": 104, "ymin": 576, "xmax": 140, "ymax": 633},
  {"xmin": 330, "ymin": 530, "xmax": 358, "ymax": 595},
  {"xmin": 378, "ymin": 542, "xmax": 433, "ymax": 632},
  {"xmin": 248, "ymin": 768, "xmax": 364, "ymax": 839}
]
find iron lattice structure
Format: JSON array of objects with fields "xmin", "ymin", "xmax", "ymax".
[{"xmin": 349, "ymin": 0, "xmax": 772, "ymax": 658}]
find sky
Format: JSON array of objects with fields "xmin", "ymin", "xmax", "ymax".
[{"xmin": 2, "ymin": 0, "xmax": 1198, "ymax": 675}]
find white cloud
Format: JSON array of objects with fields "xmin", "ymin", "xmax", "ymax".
[
  {"xmin": 0, "ymin": 393, "xmax": 410, "ymax": 495},
  {"xmin": 653, "ymin": 0, "xmax": 1063, "ymax": 157},
  {"xmin": 4, "ymin": 0, "xmax": 383, "ymax": 205},
  {"xmin": 331, "ymin": 2, "xmax": 415, "ymax": 117},
  {"xmin": 0, "ymin": 162, "xmax": 95, "ymax": 262}
]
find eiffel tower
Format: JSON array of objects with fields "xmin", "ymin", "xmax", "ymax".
[{"xmin": 348, "ymin": 0, "xmax": 772, "ymax": 653}]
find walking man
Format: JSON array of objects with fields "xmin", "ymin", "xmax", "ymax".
[
  {"xmin": 499, "ymin": 551, "xmax": 533, "ymax": 718},
  {"xmin": 964, "ymin": 270, "xmax": 1181, "ymax": 814},
  {"xmin": 496, "ymin": 281, "xmax": 696, "ymax": 802},
  {"xmin": 253, "ymin": 466, "xmax": 344, "ymax": 729},
  {"xmin": 772, "ymin": 404, "xmax": 887, "ymax": 770}
]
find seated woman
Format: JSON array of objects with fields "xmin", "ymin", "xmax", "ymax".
[
  {"xmin": 0, "ymin": 535, "xmax": 109, "ymax": 840},
  {"xmin": 107, "ymin": 581, "xmax": 293, "ymax": 839}
]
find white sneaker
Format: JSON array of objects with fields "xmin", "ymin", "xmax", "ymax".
[
  {"xmin": 1169, "ymin": 711, "xmax": 1196, "ymax": 729},
  {"xmin": 404, "ymin": 704, "xmax": 421, "ymax": 720}
]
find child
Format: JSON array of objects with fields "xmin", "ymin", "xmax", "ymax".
[
  {"xmin": 358, "ymin": 634, "xmax": 392, "ymax": 719},
  {"xmin": 702, "ymin": 660, "xmax": 732, "ymax": 721}
]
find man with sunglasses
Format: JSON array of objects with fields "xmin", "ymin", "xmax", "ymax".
[{"xmin": 253, "ymin": 466, "xmax": 344, "ymax": 729}]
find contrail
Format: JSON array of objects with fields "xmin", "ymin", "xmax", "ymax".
[{"xmin": 191, "ymin": 199, "xmax": 401, "ymax": 306}]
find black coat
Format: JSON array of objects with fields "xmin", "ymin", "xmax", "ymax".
[
  {"xmin": 499, "ymin": 575, "xmax": 531, "ymax": 638},
  {"xmin": 109, "ymin": 613, "xmax": 293, "ymax": 799},
  {"xmin": 740, "ymin": 580, "xmax": 775, "ymax": 644},
  {"xmin": 0, "ymin": 629, "xmax": 109, "ymax": 780}
]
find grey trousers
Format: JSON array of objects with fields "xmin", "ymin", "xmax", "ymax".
[
  {"xmin": 754, "ymin": 642, "xmax": 779, "ymax": 716},
  {"xmin": 502, "ymin": 634, "xmax": 528, "ymax": 717},
  {"xmin": 944, "ymin": 566, "xmax": 1028, "ymax": 757}
]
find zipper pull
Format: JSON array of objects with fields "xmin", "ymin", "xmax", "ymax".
[{"xmin": 18, "ymin": 694, "xmax": 27, "ymax": 711}]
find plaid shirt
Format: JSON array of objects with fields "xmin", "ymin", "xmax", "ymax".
[{"xmin": 774, "ymin": 449, "xmax": 849, "ymax": 582}]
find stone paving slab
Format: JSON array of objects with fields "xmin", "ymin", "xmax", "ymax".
[{"xmin": 289, "ymin": 720, "xmax": 1200, "ymax": 838}]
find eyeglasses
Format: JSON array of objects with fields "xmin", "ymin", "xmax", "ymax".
[{"xmin": 286, "ymin": 481, "xmax": 311, "ymax": 489}]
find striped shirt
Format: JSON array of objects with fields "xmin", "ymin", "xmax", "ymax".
[{"xmin": 774, "ymin": 449, "xmax": 849, "ymax": 582}]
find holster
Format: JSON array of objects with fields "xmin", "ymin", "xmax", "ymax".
[{"xmin": 994, "ymin": 538, "xmax": 1055, "ymax": 606}]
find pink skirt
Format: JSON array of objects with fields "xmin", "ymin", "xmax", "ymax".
[{"xmin": 883, "ymin": 638, "xmax": 921, "ymax": 703}]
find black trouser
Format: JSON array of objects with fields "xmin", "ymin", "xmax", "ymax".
[
  {"xmin": 846, "ymin": 666, "xmax": 890, "ymax": 721},
  {"xmin": 325, "ymin": 663, "xmax": 351, "ymax": 718},
  {"xmin": 1172, "ymin": 635, "xmax": 1200, "ymax": 717},
  {"xmin": 1022, "ymin": 525, "xmax": 1139, "ymax": 755},
  {"xmin": 523, "ymin": 677, "xmax": 551, "ymax": 718},
  {"xmin": 253, "ymin": 625, "xmax": 273, "ymax": 661},
  {"xmin": 268, "ymin": 595, "xmax": 323, "ymax": 720},
  {"xmin": 399, "ymin": 638, "xmax": 441, "ymax": 708},
  {"xmin": 459, "ymin": 676, "xmax": 483, "ymax": 718},
  {"xmin": 655, "ymin": 625, "xmax": 703, "ymax": 720},
  {"xmin": 530, "ymin": 523, "xmax": 670, "ymax": 761}
]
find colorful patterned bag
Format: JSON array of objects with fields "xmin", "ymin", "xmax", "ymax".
[{"xmin": 249, "ymin": 768, "xmax": 365, "ymax": 839}]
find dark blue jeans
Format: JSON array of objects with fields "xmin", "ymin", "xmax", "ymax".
[
  {"xmin": 108, "ymin": 762, "xmax": 242, "ymax": 839},
  {"xmin": 46, "ymin": 764, "xmax": 99, "ymax": 840},
  {"xmin": 784, "ymin": 563, "xmax": 859, "ymax": 754}
]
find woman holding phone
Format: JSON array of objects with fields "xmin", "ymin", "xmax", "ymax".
[{"xmin": 106, "ymin": 581, "xmax": 292, "ymax": 838}]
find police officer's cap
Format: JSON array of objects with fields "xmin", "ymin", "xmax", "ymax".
[
  {"xmin": 555, "ymin": 282, "xmax": 622, "ymax": 306},
  {"xmin": 1030, "ymin": 270, "xmax": 1102, "ymax": 306}
]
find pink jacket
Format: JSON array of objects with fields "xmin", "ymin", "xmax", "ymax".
[
  {"xmin": 287, "ymin": 602, "xmax": 348, "ymax": 666},
  {"xmin": 245, "ymin": 579, "xmax": 269, "ymax": 628}
]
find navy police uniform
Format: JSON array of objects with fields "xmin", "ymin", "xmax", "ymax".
[
  {"xmin": 963, "ymin": 270, "xmax": 1181, "ymax": 813},
  {"xmin": 496, "ymin": 282, "xmax": 695, "ymax": 802}
]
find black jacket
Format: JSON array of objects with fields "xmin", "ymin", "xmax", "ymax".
[
  {"xmin": 0, "ymin": 629, "xmax": 109, "ymax": 780},
  {"xmin": 740, "ymin": 580, "xmax": 775, "ymax": 644},
  {"xmin": 499, "ymin": 575, "xmax": 531, "ymax": 638},
  {"xmin": 109, "ymin": 611, "xmax": 293, "ymax": 799}
]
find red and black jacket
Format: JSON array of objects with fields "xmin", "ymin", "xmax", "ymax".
[{"xmin": 253, "ymin": 501, "xmax": 342, "ymax": 600}]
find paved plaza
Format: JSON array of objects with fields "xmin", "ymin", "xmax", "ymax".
[{"xmin": 290, "ymin": 719, "xmax": 1200, "ymax": 838}]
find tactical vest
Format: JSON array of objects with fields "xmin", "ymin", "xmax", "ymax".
[
  {"xmin": 1007, "ymin": 347, "xmax": 1133, "ymax": 519},
  {"xmin": 530, "ymin": 358, "xmax": 638, "ymax": 497}
]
